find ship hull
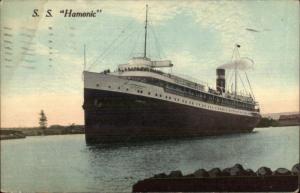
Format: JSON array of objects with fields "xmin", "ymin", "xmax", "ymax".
[{"xmin": 83, "ymin": 88, "xmax": 261, "ymax": 144}]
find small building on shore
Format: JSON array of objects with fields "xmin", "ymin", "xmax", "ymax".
[{"xmin": 278, "ymin": 114, "xmax": 300, "ymax": 126}]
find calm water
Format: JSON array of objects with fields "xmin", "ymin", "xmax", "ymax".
[{"xmin": 1, "ymin": 126, "xmax": 299, "ymax": 192}]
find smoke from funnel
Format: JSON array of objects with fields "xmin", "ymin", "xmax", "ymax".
[{"xmin": 219, "ymin": 57, "xmax": 254, "ymax": 70}]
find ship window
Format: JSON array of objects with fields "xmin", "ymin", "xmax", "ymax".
[
  {"xmin": 155, "ymin": 93, "xmax": 158, "ymax": 96},
  {"xmin": 160, "ymin": 94, "xmax": 162, "ymax": 97},
  {"xmin": 118, "ymin": 87, "xmax": 120, "ymax": 89},
  {"xmin": 141, "ymin": 91, "xmax": 143, "ymax": 93},
  {"xmin": 126, "ymin": 88, "xmax": 129, "ymax": 91},
  {"xmin": 148, "ymin": 92, "xmax": 151, "ymax": 95},
  {"xmin": 108, "ymin": 85, "xmax": 111, "ymax": 88},
  {"xmin": 96, "ymin": 84, "xmax": 99, "ymax": 87},
  {"xmin": 169, "ymin": 97, "xmax": 171, "ymax": 99},
  {"xmin": 165, "ymin": 96, "xmax": 168, "ymax": 99}
]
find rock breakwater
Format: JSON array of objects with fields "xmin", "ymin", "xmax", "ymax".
[{"xmin": 133, "ymin": 163, "xmax": 299, "ymax": 192}]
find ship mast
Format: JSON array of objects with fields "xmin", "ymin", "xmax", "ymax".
[
  {"xmin": 84, "ymin": 44, "xmax": 86, "ymax": 70},
  {"xmin": 234, "ymin": 53, "xmax": 237, "ymax": 97},
  {"xmin": 143, "ymin": 4, "xmax": 148, "ymax": 58},
  {"xmin": 234, "ymin": 44, "xmax": 240, "ymax": 97}
]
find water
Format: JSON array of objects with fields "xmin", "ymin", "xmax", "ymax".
[{"xmin": 1, "ymin": 126, "xmax": 299, "ymax": 192}]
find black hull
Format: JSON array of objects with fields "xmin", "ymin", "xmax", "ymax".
[{"xmin": 83, "ymin": 88, "xmax": 261, "ymax": 143}]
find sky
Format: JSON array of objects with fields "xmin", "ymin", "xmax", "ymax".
[{"xmin": 1, "ymin": 0, "xmax": 299, "ymax": 128}]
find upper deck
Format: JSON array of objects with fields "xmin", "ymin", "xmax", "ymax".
[
  {"xmin": 112, "ymin": 57, "xmax": 255, "ymax": 101},
  {"xmin": 117, "ymin": 57, "xmax": 206, "ymax": 90}
]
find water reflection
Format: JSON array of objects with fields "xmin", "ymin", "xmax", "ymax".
[
  {"xmin": 83, "ymin": 128, "xmax": 289, "ymax": 191},
  {"xmin": 86, "ymin": 131, "xmax": 259, "ymax": 150}
]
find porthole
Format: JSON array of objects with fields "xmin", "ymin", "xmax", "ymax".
[
  {"xmin": 96, "ymin": 84, "xmax": 99, "ymax": 87},
  {"xmin": 118, "ymin": 87, "xmax": 120, "ymax": 89},
  {"xmin": 160, "ymin": 94, "xmax": 162, "ymax": 97},
  {"xmin": 126, "ymin": 88, "xmax": 129, "ymax": 91},
  {"xmin": 108, "ymin": 85, "xmax": 111, "ymax": 88},
  {"xmin": 148, "ymin": 92, "xmax": 151, "ymax": 95}
]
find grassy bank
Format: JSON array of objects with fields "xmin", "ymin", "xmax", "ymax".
[{"xmin": 0, "ymin": 124, "xmax": 84, "ymax": 140}]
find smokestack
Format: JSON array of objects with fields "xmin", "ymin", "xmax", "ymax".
[{"xmin": 216, "ymin": 68, "xmax": 225, "ymax": 93}]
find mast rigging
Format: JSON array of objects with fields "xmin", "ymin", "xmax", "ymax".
[{"xmin": 143, "ymin": 4, "xmax": 148, "ymax": 58}]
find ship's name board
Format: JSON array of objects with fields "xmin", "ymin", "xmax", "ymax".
[{"xmin": 32, "ymin": 9, "xmax": 102, "ymax": 18}]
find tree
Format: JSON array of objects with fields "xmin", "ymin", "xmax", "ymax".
[{"xmin": 39, "ymin": 110, "xmax": 47, "ymax": 129}]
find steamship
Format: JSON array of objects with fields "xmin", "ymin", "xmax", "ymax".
[{"xmin": 83, "ymin": 6, "xmax": 261, "ymax": 143}]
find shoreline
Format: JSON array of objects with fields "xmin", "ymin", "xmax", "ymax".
[
  {"xmin": 0, "ymin": 125, "xmax": 84, "ymax": 140},
  {"xmin": 1, "ymin": 125, "xmax": 298, "ymax": 141}
]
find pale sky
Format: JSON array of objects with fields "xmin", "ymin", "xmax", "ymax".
[{"xmin": 1, "ymin": 0, "xmax": 299, "ymax": 127}]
